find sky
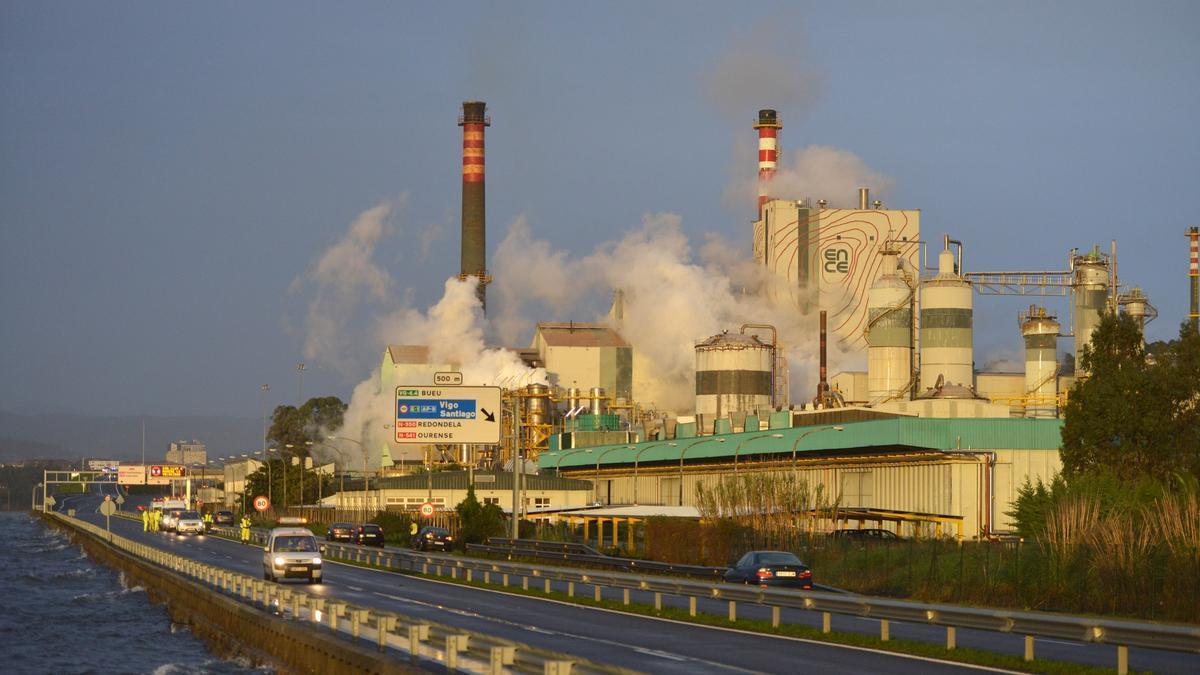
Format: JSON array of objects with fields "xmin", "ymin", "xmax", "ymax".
[{"xmin": 2, "ymin": 1, "xmax": 1198, "ymax": 419}]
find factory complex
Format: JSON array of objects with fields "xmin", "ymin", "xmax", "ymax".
[{"xmin": 352, "ymin": 102, "xmax": 1198, "ymax": 541}]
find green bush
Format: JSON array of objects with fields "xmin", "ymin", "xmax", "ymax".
[
  {"xmin": 455, "ymin": 485, "xmax": 505, "ymax": 547},
  {"xmin": 368, "ymin": 511, "xmax": 414, "ymax": 545}
]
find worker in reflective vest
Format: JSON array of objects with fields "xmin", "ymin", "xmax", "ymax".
[
  {"xmin": 141, "ymin": 509, "xmax": 148, "ymax": 532},
  {"xmin": 240, "ymin": 515, "xmax": 251, "ymax": 544}
]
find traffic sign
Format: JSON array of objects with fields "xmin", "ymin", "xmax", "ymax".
[
  {"xmin": 115, "ymin": 495, "xmax": 125, "ymax": 505},
  {"xmin": 434, "ymin": 372, "xmax": 463, "ymax": 385},
  {"xmin": 253, "ymin": 495, "xmax": 270, "ymax": 512},
  {"xmin": 99, "ymin": 500, "xmax": 116, "ymax": 516},
  {"xmin": 419, "ymin": 502, "xmax": 435, "ymax": 518},
  {"xmin": 395, "ymin": 385, "xmax": 501, "ymax": 445}
]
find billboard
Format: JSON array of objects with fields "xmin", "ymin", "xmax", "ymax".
[
  {"xmin": 147, "ymin": 464, "xmax": 187, "ymax": 485},
  {"xmin": 118, "ymin": 464, "xmax": 146, "ymax": 485}
]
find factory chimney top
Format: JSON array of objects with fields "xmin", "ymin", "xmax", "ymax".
[
  {"xmin": 458, "ymin": 101, "xmax": 490, "ymax": 126},
  {"xmin": 754, "ymin": 109, "xmax": 781, "ymax": 129}
]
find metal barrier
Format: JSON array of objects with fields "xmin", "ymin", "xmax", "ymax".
[
  {"xmin": 316, "ymin": 541, "xmax": 1199, "ymax": 674},
  {"xmin": 47, "ymin": 512, "xmax": 632, "ymax": 675},
  {"xmin": 468, "ymin": 538, "xmax": 726, "ymax": 579}
]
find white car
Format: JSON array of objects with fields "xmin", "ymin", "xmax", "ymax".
[
  {"xmin": 175, "ymin": 510, "xmax": 205, "ymax": 535},
  {"xmin": 161, "ymin": 508, "xmax": 184, "ymax": 532},
  {"xmin": 262, "ymin": 527, "xmax": 323, "ymax": 584}
]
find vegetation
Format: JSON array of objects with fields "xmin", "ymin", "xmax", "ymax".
[
  {"xmin": 266, "ymin": 396, "xmax": 348, "ymax": 455},
  {"xmin": 454, "ymin": 485, "xmax": 505, "ymax": 546},
  {"xmin": 1061, "ymin": 315, "xmax": 1199, "ymax": 479},
  {"xmin": 244, "ymin": 463, "xmax": 326, "ymax": 508}
]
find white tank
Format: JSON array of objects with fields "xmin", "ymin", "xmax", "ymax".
[
  {"xmin": 1020, "ymin": 305, "xmax": 1059, "ymax": 418},
  {"xmin": 1122, "ymin": 287, "xmax": 1149, "ymax": 337},
  {"xmin": 694, "ymin": 332, "xmax": 774, "ymax": 418},
  {"xmin": 919, "ymin": 244, "xmax": 973, "ymax": 391},
  {"xmin": 866, "ymin": 247, "xmax": 913, "ymax": 400},
  {"xmin": 1072, "ymin": 248, "xmax": 1109, "ymax": 375}
]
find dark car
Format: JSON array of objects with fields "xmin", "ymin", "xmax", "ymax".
[
  {"xmin": 213, "ymin": 510, "xmax": 235, "ymax": 526},
  {"xmin": 832, "ymin": 528, "xmax": 899, "ymax": 541},
  {"xmin": 723, "ymin": 551, "xmax": 813, "ymax": 589},
  {"xmin": 326, "ymin": 522, "xmax": 355, "ymax": 542},
  {"xmin": 354, "ymin": 523, "xmax": 385, "ymax": 547},
  {"xmin": 411, "ymin": 526, "xmax": 454, "ymax": 551}
]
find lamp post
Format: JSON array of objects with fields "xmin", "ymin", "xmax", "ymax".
[
  {"xmin": 260, "ymin": 384, "xmax": 270, "ymax": 456},
  {"xmin": 296, "ymin": 363, "xmax": 306, "ymax": 405},
  {"xmin": 790, "ymin": 426, "xmax": 845, "ymax": 480},
  {"xmin": 633, "ymin": 442, "xmax": 677, "ymax": 505},
  {"xmin": 676, "ymin": 437, "xmax": 726, "ymax": 506},
  {"xmin": 327, "ymin": 436, "xmax": 369, "ymax": 514},
  {"xmin": 286, "ymin": 441, "xmax": 313, "ymax": 510},
  {"xmin": 734, "ymin": 432, "xmax": 785, "ymax": 475},
  {"xmin": 593, "ymin": 446, "xmax": 628, "ymax": 505},
  {"xmin": 547, "ymin": 448, "xmax": 593, "ymax": 475}
]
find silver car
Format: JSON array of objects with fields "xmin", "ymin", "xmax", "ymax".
[
  {"xmin": 262, "ymin": 527, "xmax": 323, "ymax": 584},
  {"xmin": 175, "ymin": 510, "xmax": 205, "ymax": 535}
]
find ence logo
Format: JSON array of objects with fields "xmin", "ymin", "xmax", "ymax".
[{"xmin": 823, "ymin": 246, "xmax": 851, "ymax": 275}]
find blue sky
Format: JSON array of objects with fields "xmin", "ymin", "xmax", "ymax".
[{"xmin": 2, "ymin": 1, "xmax": 1198, "ymax": 417}]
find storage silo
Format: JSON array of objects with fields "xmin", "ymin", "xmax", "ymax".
[
  {"xmin": 866, "ymin": 244, "xmax": 914, "ymax": 401},
  {"xmin": 1019, "ymin": 305, "xmax": 1059, "ymax": 418},
  {"xmin": 695, "ymin": 332, "xmax": 774, "ymax": 418},
  {"xmin": 1121, "ymin": 287, "xmax": 1149, "ymax": 338},
  {"xmin": 1072, "ymin": 247, "xmax": 1109, "ymax": 375},
  {"xmin": 919, "ymin": 237, "xmax": 974, "ymax": 391}
]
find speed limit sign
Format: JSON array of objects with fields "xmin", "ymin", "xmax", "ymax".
[
  {"xmin": 253, "ymin": 495, "xmax": 270, "ymax": 512},
  {"xmin": 419, "ymin": 502, "xmax": 435, "ymax": 518}
]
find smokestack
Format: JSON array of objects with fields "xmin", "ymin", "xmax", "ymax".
[
  {"xmin": 817, "ymin": 310, "xmax": 829, "ymax": 399},
  {"xmin": 858, "ymin": 187, "xmax": 869, "ymax": 210},
  {"xmin": 459, "ymin": 101, "xmax": 491, "ymax": 311},
  {"xmin": 1189, "ymin": 226, "xmax": 1199, "ymax": 329},
  {"xmin": 753, "ymin": 109, "xmax": 781, "ymax": 216}
]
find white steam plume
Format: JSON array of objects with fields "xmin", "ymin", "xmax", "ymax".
[{"xmin": 703, "ymin": 23, "xmax": 823, "ymax": 121}]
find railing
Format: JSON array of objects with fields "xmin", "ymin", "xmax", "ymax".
[
  {"xmin": 468, "ymin": 537, "xmax": 727, "ymax": 579},
  {"xmin": 47, "ymin": 512, "xmax": 631, "ymax": 675}
]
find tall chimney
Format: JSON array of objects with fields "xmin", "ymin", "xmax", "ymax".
[
  {"xmin": 858, "ymin": 187, "xmax": 869, "ymax": 210},
  {"xmin": 753, "ymin": 109, "xmax": 781, "ymax": 217},
  {"xmin": 459, "ymin": 101, "xmax": 490, "ymax": 310},
  {"xmin": 1189, "ymin": 226, "xmax": 1199, "ymax": 329}
]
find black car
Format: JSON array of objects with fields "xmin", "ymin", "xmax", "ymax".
[
  {"xmin": 411, "ymin": 526, "xmax": 453, "ymax": 551},
  {"xmin": 723, "ymin": 551, "xmax": 813, "ymax": 589},
  {"xmin": 832, "ymin": 528, "xmax": 899, "ymax": 541},
  {"xmin": 326, "ymin": 522, "xmax": 355, "ymax": 542},
  {"xmin": 213, "ymin": 510, "xmax": 235, "ymax": 526},
  {"xmin": 354, "ymin": 523, "xmax": 385, "ymax": 547}
]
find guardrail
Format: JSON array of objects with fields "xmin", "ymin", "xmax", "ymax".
[
  {"xmin": 467, "ymin": 538, "xmax": 726, "ymax": 579},
  {"xmin": 47, "ymin": 512, "xmax": 633, "ymax": 675},
  {"xmin": 314, "ymin": 541, "xmax": 1198, "ymax": 674}
]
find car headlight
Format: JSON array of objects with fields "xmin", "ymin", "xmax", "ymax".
[
  {"xmin": 274, "ymin": 556, "xmax": 286, "ymax": 566},
  {"xmin": 312, "ymin": 557, "xmax": 321, "ymax": 565}
]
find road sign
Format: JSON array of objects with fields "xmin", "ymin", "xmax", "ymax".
[
  {"xmin": 419, "ymin": 502, "xmax": 435, "ymax": 518},
  {"xmin": 253, "ymin": 496, "xmax": 270, "ymax": 512},
  {"xmin": 395, "ymin": 385, "xmax": 501, "ymax": 445},
  {"xmin": 99, "ymin": 500, "xmax": 116, "ymax": 516},
  {"xmin": 115, "ymin": 495, "xmax": 125, "ymax": 505},
  {"xmin": 118, "ymin": 465, "xmax": 146, "ymax": 486}
]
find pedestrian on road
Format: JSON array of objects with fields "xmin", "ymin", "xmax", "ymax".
[
  {"xmin": 141, "ymin": 510, "xmax": 148, "ymax": 532},
  {"xmin": 240, "ymin": 515, "xmax": 251, "ymax": 544}
]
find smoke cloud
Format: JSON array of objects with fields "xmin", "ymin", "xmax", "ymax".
[{"xmin": 703, "ymin": 23, "xmax": 823, "ymax": 121}]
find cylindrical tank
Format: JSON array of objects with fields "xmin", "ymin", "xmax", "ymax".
[
  {"xmin": 1020, "ymin": 306, "xmax": 1059, "ymax": 418},
  {"xmin": 866, "ymin": 247, "xmax": 913, "ymax": 400},
  {"xmin": 1072, "ymin": 248, "xmax": 1109, "ymax": 375},
  {"xmin": 919, "ymin": 243, "xmax": 974, "ymax": 391},
  {"xmin": 1123, "ymin": 287, "xmax": 1149, "ymax": 336},
  {"xmin": 588, "ymin": 387, "xmax": 607, "ymax": 416},
  {"xmin": 525, "ymin": 384, "xmax": 550, "ymax": 427},
  {"xmin": 694, "ymin": 332, "xmax": 774, "ymax": 417},
  {"xmin": 566, "ymin": 387, "xmax": 582, "ymax": 413}
]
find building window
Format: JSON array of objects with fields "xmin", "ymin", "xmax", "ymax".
[
  {"xmin": 484, "ymin": 497, "xmax": 499, "ymax": 506},
  {"xmin": 840, "ymin": 471, "xmax": 874, "ymax": 508},
  {"xmin": 534, "ymin": 497, "xmax": 550, "ymax": 508}
]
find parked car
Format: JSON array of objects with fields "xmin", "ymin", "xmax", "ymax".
[
  {"xmin": 723, "ymin": 551, "xmax": 813, "ymax": 589},
  {"xmin": 213, "ymin": 510, "xmax": 235, "ymax": 526},
  {"xmin": 175, "ymin": 511, "xmax": 205, "ymax": 536},
  {"xmin": 832, "ymin": 528, "xmax": 899, "ymax": 541},
  {"xmin": 411, "ymin": 526, "xmax": 454, "ymax": 551},
  {"xmin": 326, "ymin": 522, "xmax": 355, "ymax": 543},
  {"xmin": 263, "ymin": 527, "xmax": 324, "ymax": 584},
  {"xmin": 354, "ymin": 523, "xmax": 385, "ymax": 547}
]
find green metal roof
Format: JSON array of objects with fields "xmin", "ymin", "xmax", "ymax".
[
  {"xmin": 539, "ymin": 417, "xmax": 1063, "ymax": 471},
  {"xmin": 373, "ymin": 470, "xmax": 592, "ymax": 491}
]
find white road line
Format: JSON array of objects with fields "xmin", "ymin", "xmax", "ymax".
[{"xmin": 1036, "ymin": 639, "xmax": 1085, "ymax": 648}]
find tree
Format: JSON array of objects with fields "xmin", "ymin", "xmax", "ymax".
[
  {"xmin": 1061, "ymin": 314, "xmax": 1200, "ymax": 480},
  {"xmin": 455, "ymin": 485, "xmax": 504, "ymax": 545},
  {"xmin": 267, "ymin": 396, "xmax": 348, "ymax": 457}
]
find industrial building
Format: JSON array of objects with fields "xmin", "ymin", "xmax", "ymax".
[{"xmin": 318, "ymin": 471, "xmax": 593, "ymax": 514}]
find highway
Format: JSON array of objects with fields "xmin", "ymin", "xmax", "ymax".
[{"xmin": 55, "ymin": 490, "xmax": 1198, "ymax": 674}]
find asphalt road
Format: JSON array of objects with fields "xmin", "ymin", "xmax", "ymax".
[{"xmin": 53, "ymin": 490, "xmax": 1198, "ymax": 674}]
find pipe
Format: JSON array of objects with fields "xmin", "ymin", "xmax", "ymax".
[
  {"xmin": 943, "ymin": 234, "xmax": 964, "ymax": 275},
  {"xmin": 740, "ymin": 323, "xmax": 778, "ymax": 406},
  {"xmin": 459, "ymin": 101, "xmax": 490, "ymax": 311},
  {"xmin": 817, "ymin": 311, "xmax": 829, "ymax": 400},
  {"xmin": 858, "ymin": 187, "xmax": 869, "ymax": 210}
]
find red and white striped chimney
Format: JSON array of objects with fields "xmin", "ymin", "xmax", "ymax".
[
  {"xmin": 1188, "ymin": 226, "xmax": 1199, "ymax": 329},
  {"xmin": 753, "ymin": 109, "xmax": 781, "ymax": 216},
  {"xmin": 459, "ymin": 101, "xmax": 490, "ymax": 311}
]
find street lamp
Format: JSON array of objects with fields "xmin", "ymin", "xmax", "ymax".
[
  {"xmin": 633, "ymin": 442, "xmax": 677, "ymax": 505},
  {"xmin": 286, "ymin": 441, "xmax": 314, "ymax": 509},
  {"xmin": 327, "ymin": 435, "xmax": 370, "ymax": 513},
  {"xmin": 593, "ymin": 446, "xmax": 628, "ymax": 505},
  {"xmin": 547, "ymin": 448, "xmax": 593, "ymax": 475},
  {"xmin": 734, "ymin": 432, "xmax": 785, "ymax": 475},
  {"xmin": 260, "ymin": 384, "xmax": 270, "ymax": 456},
  {"xmin": 790, "ymin": 426, "xmax": 845, "ymax": 480},
  {"xmin": 296, "ymin": 363, "xmax": 306, "ymax": 405},
  {"xmin": 677, "ymin": 437, "xmax": 726, "ymax": 506}
]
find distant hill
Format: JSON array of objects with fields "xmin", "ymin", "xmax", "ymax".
[{"xmin": 0, "ymin": 411, "xmax": 262, "ymax": 463}]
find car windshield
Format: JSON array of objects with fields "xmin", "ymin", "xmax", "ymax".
[
  {"xmin": 273, "ymin": 536, "xmax": 317, "ymax": 552},
  {"xmin": 426, "ymin": 528, "xmax": 450, "ymax": 536},
  {"xmin": 753, "ymin": 552, "xmax": 803, "ymax": 566},
  {"xmin": 180, "ymin": 511, "xmax": 200, "ymax": 519},
  {"xmin": 361, "ymin": 525, "xmax": 381, "ymax": 532}
]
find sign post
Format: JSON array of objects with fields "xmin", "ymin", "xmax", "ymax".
[{"xmin": 99, "ymin": 495, "xmax": 116, "ymax": 540}]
